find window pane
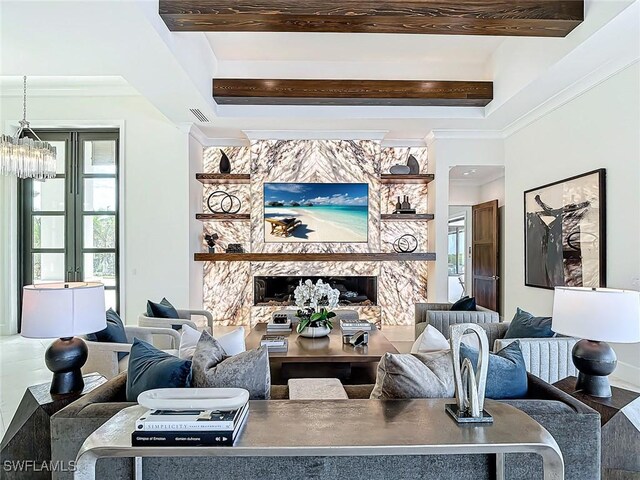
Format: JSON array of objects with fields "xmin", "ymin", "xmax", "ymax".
[
  {"xmin": 84, "ymin": 140, "xmax": 116, "ymax": 174},
  {"xmin": 33, "ymin": 215, "xmax": 65, "ymax": 249},
  {"xmin": 33, "ymin": 178, "xmax": 65, "ymax": 211},
  {"xmin": 84, "ymin": 178, "xmax": 116, "ymax": 212},
  {"xmin": 50, "ymin": 140, "xmax": 66, "ymax": 175},
  {"xmin": 33, "ymin": 253, "xmax": 65, "ymax": 283},
  {"xmin": 84, "ymin": 253, "xmax": 116, "ymax": 287},
  {"xmin": 84, "ymin": 215, "xmax": 115, "ymax": 249},
  {"xmin": 105, "ymin": 289, "xmax": 117, "ymax": 311}
]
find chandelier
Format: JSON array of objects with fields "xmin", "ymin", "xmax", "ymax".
[{"xmin": 0, "ymin": 76, "xmax": 56, "ymax": 179}]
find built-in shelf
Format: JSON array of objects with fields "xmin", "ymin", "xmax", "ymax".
[
  {"xmin": 196, "ymin": 213, "xmax": 251, "ymax": 221},
  {"xmin": 381, "ymin": 214, "xmax": 435, "ymax": 221},
  {"xmin": 380, "ymin": 174, "xmax": 434, "ymax": 185},
  {"xmin": 196, "ymin": 174, "xmax": 251, "ymax": 184},
  {"xmin": 194, "ymin": 253, "xmax": 436, "ymax": 262}
]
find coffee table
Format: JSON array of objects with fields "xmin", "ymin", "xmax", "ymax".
[
  {"xmin": 245, "ymin": 323, "xmax": 399, "ymax": 384},
  {"xmin": 74, "ymin": 399, "xmax": 564, "ymax": 480}
]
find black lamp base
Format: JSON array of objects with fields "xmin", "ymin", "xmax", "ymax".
[
  {"xmin": 572, "ymin": 339, "xmax": 617, "ymax": 398},
  {"xmin": 44, "ymin": 337, "xmax": 88, "ymax": 395}
]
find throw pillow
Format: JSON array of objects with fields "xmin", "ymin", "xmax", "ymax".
[
  {"xmin": 191, "ymin": 331, "xmax": 270, "ymax": 400},
  {"xmin": 126, "ymin": 339, "xmax": 192, "ymax": 402},
  {"xmin": 178, "ymin": 325, "xmax": 246, "ymax": 360},
  {"xmin": 450, "ymin": 296, "xmax": 477, "ymax": 311},
  {"xmin": 146, "ymin": 297, "xmax": 180, "ymax": 319},
  {"xmin": 410, "ymin": 325, "xmax": 450, "ymax": 353},
  {"xmin": 504, "ymin": 308, "xmax": 554, "ymax": 339},
  {"xmin": 459, "ymin": 341, "xmax": 528, "ymax": 399},
  {"xmin": 85, "ymin": 309, "xmax": 129, "ymax": 361},
  {"xmin": 370, "ymin": 350, "xmax": 455, "ymax": 400}
]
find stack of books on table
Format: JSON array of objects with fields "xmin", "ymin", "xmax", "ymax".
[
  {"xmin": 266, "ymin": 316, "xmax": 292, "ymax": 334},
  {"xmin": 132, "ymin": 402, "xmax": 249, "ymax": 447},
  {"xmin": 260, "ymin": 334, "xmax": 288, "ymax": 352},
  {"xmin": 340, "ymin": 319, "xmax": 373, "ymax": 335}
]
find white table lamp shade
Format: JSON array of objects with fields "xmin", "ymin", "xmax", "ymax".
[
  {"xmin": 552, "ymin": 287, "xmax": 640, "ymax": 343},
  {"xmin": 21, "ymin": 282, "xmax": 106, "ymax": 339}
]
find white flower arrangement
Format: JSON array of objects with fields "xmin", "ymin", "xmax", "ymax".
[{"xmin": 293, "ymin": 279, "xmax": 340, "ymax": 332}]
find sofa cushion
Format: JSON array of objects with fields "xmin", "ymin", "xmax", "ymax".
[
  {"xmin": 504, "ymin": 308, "xmax": 554, "ymax": 339},
  {"xmin": 125, "ymin": 339, "xmax": 192, "ymax": 402},
  {"xmin": 86, "ymin": 309, "xmax": 129, "ymax": 361},
  {"xmin": 460, "ymin": 341, "xmax": 528, "ymax": 399},
  {"xmin": 191, "ymin": 331, "xmax": 271, "ymax": 400},
  {"xmin": 411, "ymin": 325, "xmax": 450, "ymax": 353},
  {"xmin": 178, "ymin": 324, "xmax": 246, "ymax": 360},
  {"xmin": 370, "ymin": 351, "xmax": 455, "ymax": 400},
  {"xmin": 450, "ymin": 296, "xmax": 477, "ymax": 311},
  {"xmin": 146, "ymin": 297, "xmax": 180, "ymax": 319}
]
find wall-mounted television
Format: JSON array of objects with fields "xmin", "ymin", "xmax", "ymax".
[{"xmin": 264, "ymin": 183, "xmax": 368, "ymax": 243}]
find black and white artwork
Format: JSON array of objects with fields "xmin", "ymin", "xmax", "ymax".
[{"xmin": 524, "ymin": 169, "xmax": 606, "ymax": 289}]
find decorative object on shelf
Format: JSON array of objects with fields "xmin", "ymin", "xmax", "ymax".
[
  {"xmin": 1, "ymin": 76, "xmax": 57, "ymax": 179},
  {"xmin": 389, "ymin": 164, "xmax": 411, "ymax": 175},
  {"xmin": 225, "ymin": 243, "xmax": 245, "ymax": 253},
  {"xmin": 393, "ymin": 234, "xmax": 418, "ymax": 253},
  {"xmin": 395, "ymin": 196, "xmax": 402, "ymax": 211},
  {"xmin": 137, "ymin": 387, "xmax": 250, "ymax": 411},
  {"xmin": 394, "ymin": 195, "xmax": 416, "ymax": 214},
  {"xmin": 446, "ymin": 323, "xmax": 493, "ymax": 424},
  {"xmin": 21, "ymin": 282, "xmax": 106, "ymax": 395},
  {"xmin": 406, "ymin": 154, "xmax": 420, "ymax": 174},
  {"xmin": 204, "ymin": 233, "xmax": 219, "ymax": 253},
  {"xmin": 219, "ymin": 149, "xmax": 231, "ymax": 174},
  {"xmin": 207, "ymin": 190, "xmax": 242, "ymax": 214},
  {"xmin": 294, "ymin": 279, "xmax": 340, "ymax": 338},
  {"xmin": 552, "ymin": 287, "xmax": 640, "ymax": 398},
  {"xmin": 525, "ymin": 169, "xmax": 606, "ymax": 289}
]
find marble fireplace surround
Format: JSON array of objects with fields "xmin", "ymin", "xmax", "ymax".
[{"xmin": 201, "ymin": 140, "xmax": 430, "ymax": 326}]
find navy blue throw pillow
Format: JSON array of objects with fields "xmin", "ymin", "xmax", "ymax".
[
  {"xmin": 85, "ymin": 309, "xmax": 128, "ymax": 361},
  {"xmin": 126, "ymin": 339, "xmax": 192, "ymax": 402},
  {"xmin": 504, "ymin": 308, "xmax": 554, "ymax": 339},
  {"xmin": 450, "ymin": 296, "xmax": 477, "ymax": 311},
  {"xmin": 147, "ymin": 297, "xmax": 179, "ymax": 319},
  {"xmin": 459, "ymin": 341, "xmax": 528, "ymax": 399}
]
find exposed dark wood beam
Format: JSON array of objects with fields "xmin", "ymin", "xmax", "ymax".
[
  {"xmin": 160, "ymin": 1, "xmax": 583, "ymax": 37},
  {"xmin": 213, "ymin": 79, "xmax": 493, "ymax": 107}
]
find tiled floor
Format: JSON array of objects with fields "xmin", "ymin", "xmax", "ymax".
[{"xmin": 1, "ymin": 326, "xmax": 638, "ymax": 441}]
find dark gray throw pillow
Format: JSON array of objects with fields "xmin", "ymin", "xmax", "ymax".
[
  {"xmin": 460, "ymin": 341, "xmax": 528, "ymax": 399},
  {"xmin": 450, "ymin": 296, "xmax": 477, "ymax": 311},
  {"xmin": 191, "ymin": 331, "xmax": 271, "ymax": 400},
  {"xmin": 370, "ymin": 350, "xmax": 455, "ymax": 399},
  {"xmin": 85, "ymin": 309, "xmax": 129, "ymax": 361},
  {"xmin": 504, "ymin": 308, "xmax": 554, "ymax": 339},
  {"xmin": 146, "ymin": 297, "xmax": 180, "ymax": 319}
]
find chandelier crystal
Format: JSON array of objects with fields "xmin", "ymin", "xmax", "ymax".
[{"xmin": 0, "ymin": 76, "xmax": 56, "ymax": 179}]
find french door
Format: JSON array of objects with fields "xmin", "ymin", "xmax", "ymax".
[{"xmin": 19, "ymin": 130, "xmax": 119, "ymax": 324}]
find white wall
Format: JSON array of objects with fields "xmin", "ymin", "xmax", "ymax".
[
  {"xmin": 0, "ymin": 94, "xmax": 193, "ymax": 329},
  {"xmin": 504, "ymin": 62, "xmax": 640, "ymax": 385},
  {"xmin": 479, "ymin": 177, "xmax": 505, "ymax": 207}
]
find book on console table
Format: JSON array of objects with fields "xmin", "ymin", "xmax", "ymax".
[
  {"xmin": 339, "ymin": 319, "xmax": 373, "ymax": 332},
  {"xmin": 136, "ymin": 403, "xmax": 248, "ymax": 432},
  {"xmin": 266, "ymin": 318, "xmax": 292, "ymax": 333},
  {"xmin": 260, "ymin": 334, "xmax": 289, "ymax": 352}
]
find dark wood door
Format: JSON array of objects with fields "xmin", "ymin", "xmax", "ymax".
[{"xmin": 472, "ymin": 200, "xmax": 500, "ymax": 312}]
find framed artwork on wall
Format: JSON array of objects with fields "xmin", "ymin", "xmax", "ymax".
[{"xmin": 524, "ymin": 169, "xmax": 606, "ymax": 290}]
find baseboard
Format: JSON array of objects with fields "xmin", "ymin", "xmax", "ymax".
[{"xmin": 612, "ymin": 360, "xmax": 640, "ymax": 388}]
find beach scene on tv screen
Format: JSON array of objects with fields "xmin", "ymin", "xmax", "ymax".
[{"xmin": 264, "ymin": 183, "xmax": 368, "ymax": 243}]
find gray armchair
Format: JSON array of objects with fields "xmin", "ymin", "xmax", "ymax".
[
  {"xmin": 138, "ymin": 308, "xmax": 213, "ymax": 332},
  {"xmin": 82, "ymin": 326, "xmax": 180, "ymax": 380},
  {"xmin": 414, "ymin": 302, "xmax": 499, "ymax": 339}
]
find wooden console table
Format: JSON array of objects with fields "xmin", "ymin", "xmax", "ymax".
[{"xmin": 74, "ymin": 399, "xmax": 564, "ymax": 480}]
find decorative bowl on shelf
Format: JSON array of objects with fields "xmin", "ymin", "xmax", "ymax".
[{"xmin": 389, "ymin": 165, "xmax": 411, "ymax": 175}]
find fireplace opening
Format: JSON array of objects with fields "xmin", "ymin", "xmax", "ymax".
[{"xmin": 254, "ymin": 276, "xmax": 377, "ymax": 307}]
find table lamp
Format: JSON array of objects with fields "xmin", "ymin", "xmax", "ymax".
[
  {"xmin": 552, "ymin": 287, "xmax": 640, "ymax": 398},
  {"xmin": 21, "ymin": 282, "xmax": 106, "ymax": 395}
]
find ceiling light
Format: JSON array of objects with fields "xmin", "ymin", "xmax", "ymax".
[{"xmin": 0, "ymin": 76, "xmax": 56, "ymax": 179}]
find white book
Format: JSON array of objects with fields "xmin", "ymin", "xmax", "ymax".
[{"xmin": 136, "ymin": 403, "xmax": 248, "ymax": 432}]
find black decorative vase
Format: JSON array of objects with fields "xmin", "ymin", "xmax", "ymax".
[{"xmin": 219, "ymin": 150, "xmax": 231, "ymax": 174}]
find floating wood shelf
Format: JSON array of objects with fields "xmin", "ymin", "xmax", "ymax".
[
  {"xmin": 194, "ymin": 253, "xmax": 435, "ymax": 262},
  {"xmin": 381, "ymin": 214, "xmax": 435, "ymax": 221},
  {"xmin": 380, "ymin": 174, "xmax": 435, "ymax": 185},
  {"xmin": 196, "ymin": 213, "xmax": 250, "ymax": 221},
  {"xmin": 196, "ymin": 174, "xmax": 251, "ymax": 184}
]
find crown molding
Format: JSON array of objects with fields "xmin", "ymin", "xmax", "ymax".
[{"xmin": 243, "ymin": 130, "xmax": 388, "ymax": 141}]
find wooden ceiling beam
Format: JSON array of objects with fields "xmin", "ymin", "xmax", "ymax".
[
  {"xmin": 160, "ymin": 1, "xmax": 583, "ymax": 37},
  {"xmin": 212, "ymin": 79, "xmax": 493, "ymax": 107}
]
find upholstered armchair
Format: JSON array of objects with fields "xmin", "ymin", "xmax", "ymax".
[
  {"xmin": 138, "ymin": 308, "xmax": 213, "ymax": 332},
  {"xmin": 82, "ymin": 326, "xmax": 180, "ymax": 380},
  {"xmin": 414, "ymin": 302, "xmax": 500, "ymax": 339}
]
